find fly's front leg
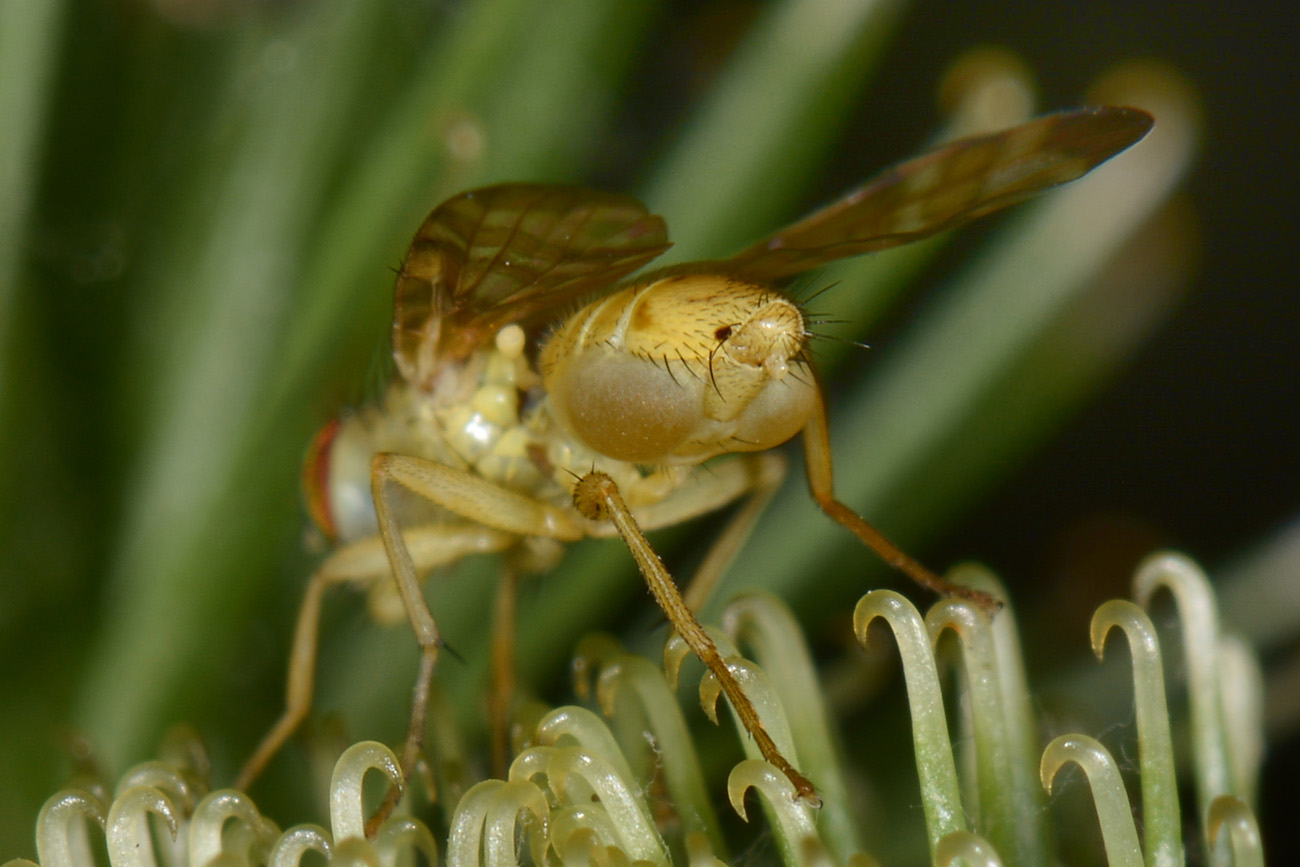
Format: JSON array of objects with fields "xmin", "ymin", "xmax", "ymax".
[
  {"xmin": 573, "ymin": 471, "xmax": 818, "ymax": 803},
  {"xmin": 368, "ymin": 452, "xmax": 585, "ymax": 828},
  {"xmin": 801, "ymin": 387, "xmax": 999, "ymax": 611},
  {"xmin": 369, "ymin": 462, "xmax": 440, "ymax": 825}
]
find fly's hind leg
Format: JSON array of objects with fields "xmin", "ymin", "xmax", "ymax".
[
  {"xmin": 236, "ymin": 523, "xmax": 517, "ymax": 792},
  {"xmin": 241, "ymin": 451, "xmax": 584, "ymax": 820},
  {"xmin": 487, "ymin": 561, "xmax": 520, "ymax": 776}
]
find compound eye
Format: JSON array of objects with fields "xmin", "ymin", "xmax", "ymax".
[{"xmin": 302, "ymin": 418, "xmax": 341, "ymax": 539}]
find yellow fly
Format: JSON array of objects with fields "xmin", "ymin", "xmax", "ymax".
[{"xmin": 242, "ymin": 106, "xmax": 1154, "ymax": 809}]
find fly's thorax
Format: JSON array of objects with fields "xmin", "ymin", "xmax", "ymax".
[
  {"xmin": 303, "ymin": 325, "xmax": 554, "ymax": 543},
  {"xmin": 539, "ymin": 273, "xmax": 816, "ymax": 465}
]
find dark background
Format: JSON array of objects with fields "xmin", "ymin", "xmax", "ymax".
[
  {"xmin": 645, "ymin": 7, "xmax": 1300, "ymax": 856},
  {"xmin": 861, "ymin": 1, "xmax": 1299, "ymax": 862}
]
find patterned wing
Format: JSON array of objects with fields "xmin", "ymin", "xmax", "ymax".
[
  {"xmin": 722, "ymin": 106, "xmax": 1154, "ymax": 283},
  {"xmin": 392, "ymin": 184, "xmax": 670, "ymax": 390}
]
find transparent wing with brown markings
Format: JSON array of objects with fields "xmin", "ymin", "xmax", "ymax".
[
  {"xmin": 393, "ymin": 183, "xmax": 670, "ymax": 390},
  {"xmin": 722, "ymin": 106, "xmax": 1154, "ymax": 283}
]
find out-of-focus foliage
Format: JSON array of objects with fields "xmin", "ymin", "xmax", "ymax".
[
  {"xmin": 3, "ymin": 556, "xmax": 1266, "ymax": 865},
  {"xmin": 3, "ymin": 0, "xmax": 1294, "ymax": 861}
]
